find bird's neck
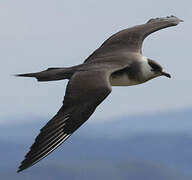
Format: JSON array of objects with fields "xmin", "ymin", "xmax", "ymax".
[{"xmin": 139, "ymin": 56, "xmax": 155, "ymax": 81}]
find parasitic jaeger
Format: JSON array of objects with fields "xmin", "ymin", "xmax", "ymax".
[{"xmin": 16, "ymin": 16, "xmax": 183, "ymax": 172}]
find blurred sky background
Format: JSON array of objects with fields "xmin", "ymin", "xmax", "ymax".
[{"xmin": 0, "ymin": 0, "xmax": 191, "ymax": 124}]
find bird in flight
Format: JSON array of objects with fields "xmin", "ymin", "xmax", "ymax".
[{"xmin": 17, "ymin": 16, "xmax": 182, "ymax": 172}]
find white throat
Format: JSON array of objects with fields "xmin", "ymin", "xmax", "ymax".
[{"xmin": 139, "ymin": 56, "xmax": 155, "ymax": 80}]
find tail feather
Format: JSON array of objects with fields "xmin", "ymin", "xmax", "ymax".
[
  {"xmin": 16, "ymin": 68, "xmax": 73, "ymax": 82},
  {"xmin": 16, "ymin": 73, "xmax": 38, "ymax": 78}
]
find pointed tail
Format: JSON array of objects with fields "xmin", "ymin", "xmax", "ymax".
[{"xmin": 15, "ymin": 67, "xmax": 73, "ymax": 81}]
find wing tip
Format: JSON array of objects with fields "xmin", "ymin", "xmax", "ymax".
[
  {"xmin": 17, "ymin": 169, "xmax": 22, "ymax": 173},
  {"xmin": 17, "ymin": 160, "xmax": 32, "ymax": 173},
  {"xmin": 17, "ymin": 133, "xmax": 72, "ymax": 173},
  {"xmin": 17, "ymin": 166, "xmax": 26, "ymax": 173},
  {"xmin": 147, "ymin": 15, "xmax": 184, "ymax": 25}
]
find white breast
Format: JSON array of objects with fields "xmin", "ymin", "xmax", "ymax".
[{"xmin": 110, "ymin": 55, "xmax": 154, "ymax": 86}]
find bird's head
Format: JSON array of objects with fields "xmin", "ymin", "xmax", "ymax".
[{"xmin": 147, "ymin": 59, "xmax": 171, "ymax": 79}]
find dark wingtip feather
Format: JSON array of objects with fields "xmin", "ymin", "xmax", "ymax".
[
  {"xmin": 17, "ymin": 163, "xmax": 28, "ymax": 173},
  {"xmin": 17, "ymin": 167, "xmax": 24, "ymax": 173},
  {"xmin": 17, "ymin": 169, "xmax": 22, "ymax": 173},
  {"xmin": 17, "ymin": 160, "xmax": 33, "ymax": 173}
]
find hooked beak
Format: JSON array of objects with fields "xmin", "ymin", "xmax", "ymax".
[{"xmin": 161, "ymin": 72, "xmax": 171, "ymax": 78}]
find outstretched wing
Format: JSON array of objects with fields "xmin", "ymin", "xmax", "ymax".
[
  {"xmin": 17, "ymin": 70, "xmax": 113, "ymax": 172},
  {"xmin": 85, "ymin": 16, "xmax": 183, "ymax": 62}
]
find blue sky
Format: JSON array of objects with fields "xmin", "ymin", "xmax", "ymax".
[{"xmin": 0, "ymin": 0, "xmax": 191, "ymax": 124}]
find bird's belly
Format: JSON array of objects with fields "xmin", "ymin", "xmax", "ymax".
[{"xmin": 110, "ymin": 74, "xmax": 140, "ymax": 86}]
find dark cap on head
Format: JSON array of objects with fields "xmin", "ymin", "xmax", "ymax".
[{"xmin": 148, "ymin": 59, "xmax": 171, "ymax": 78}]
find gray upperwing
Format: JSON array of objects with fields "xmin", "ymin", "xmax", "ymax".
[{"xmin": 85, "ymin": 16, "xmax": 182, "ymax": 62}]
